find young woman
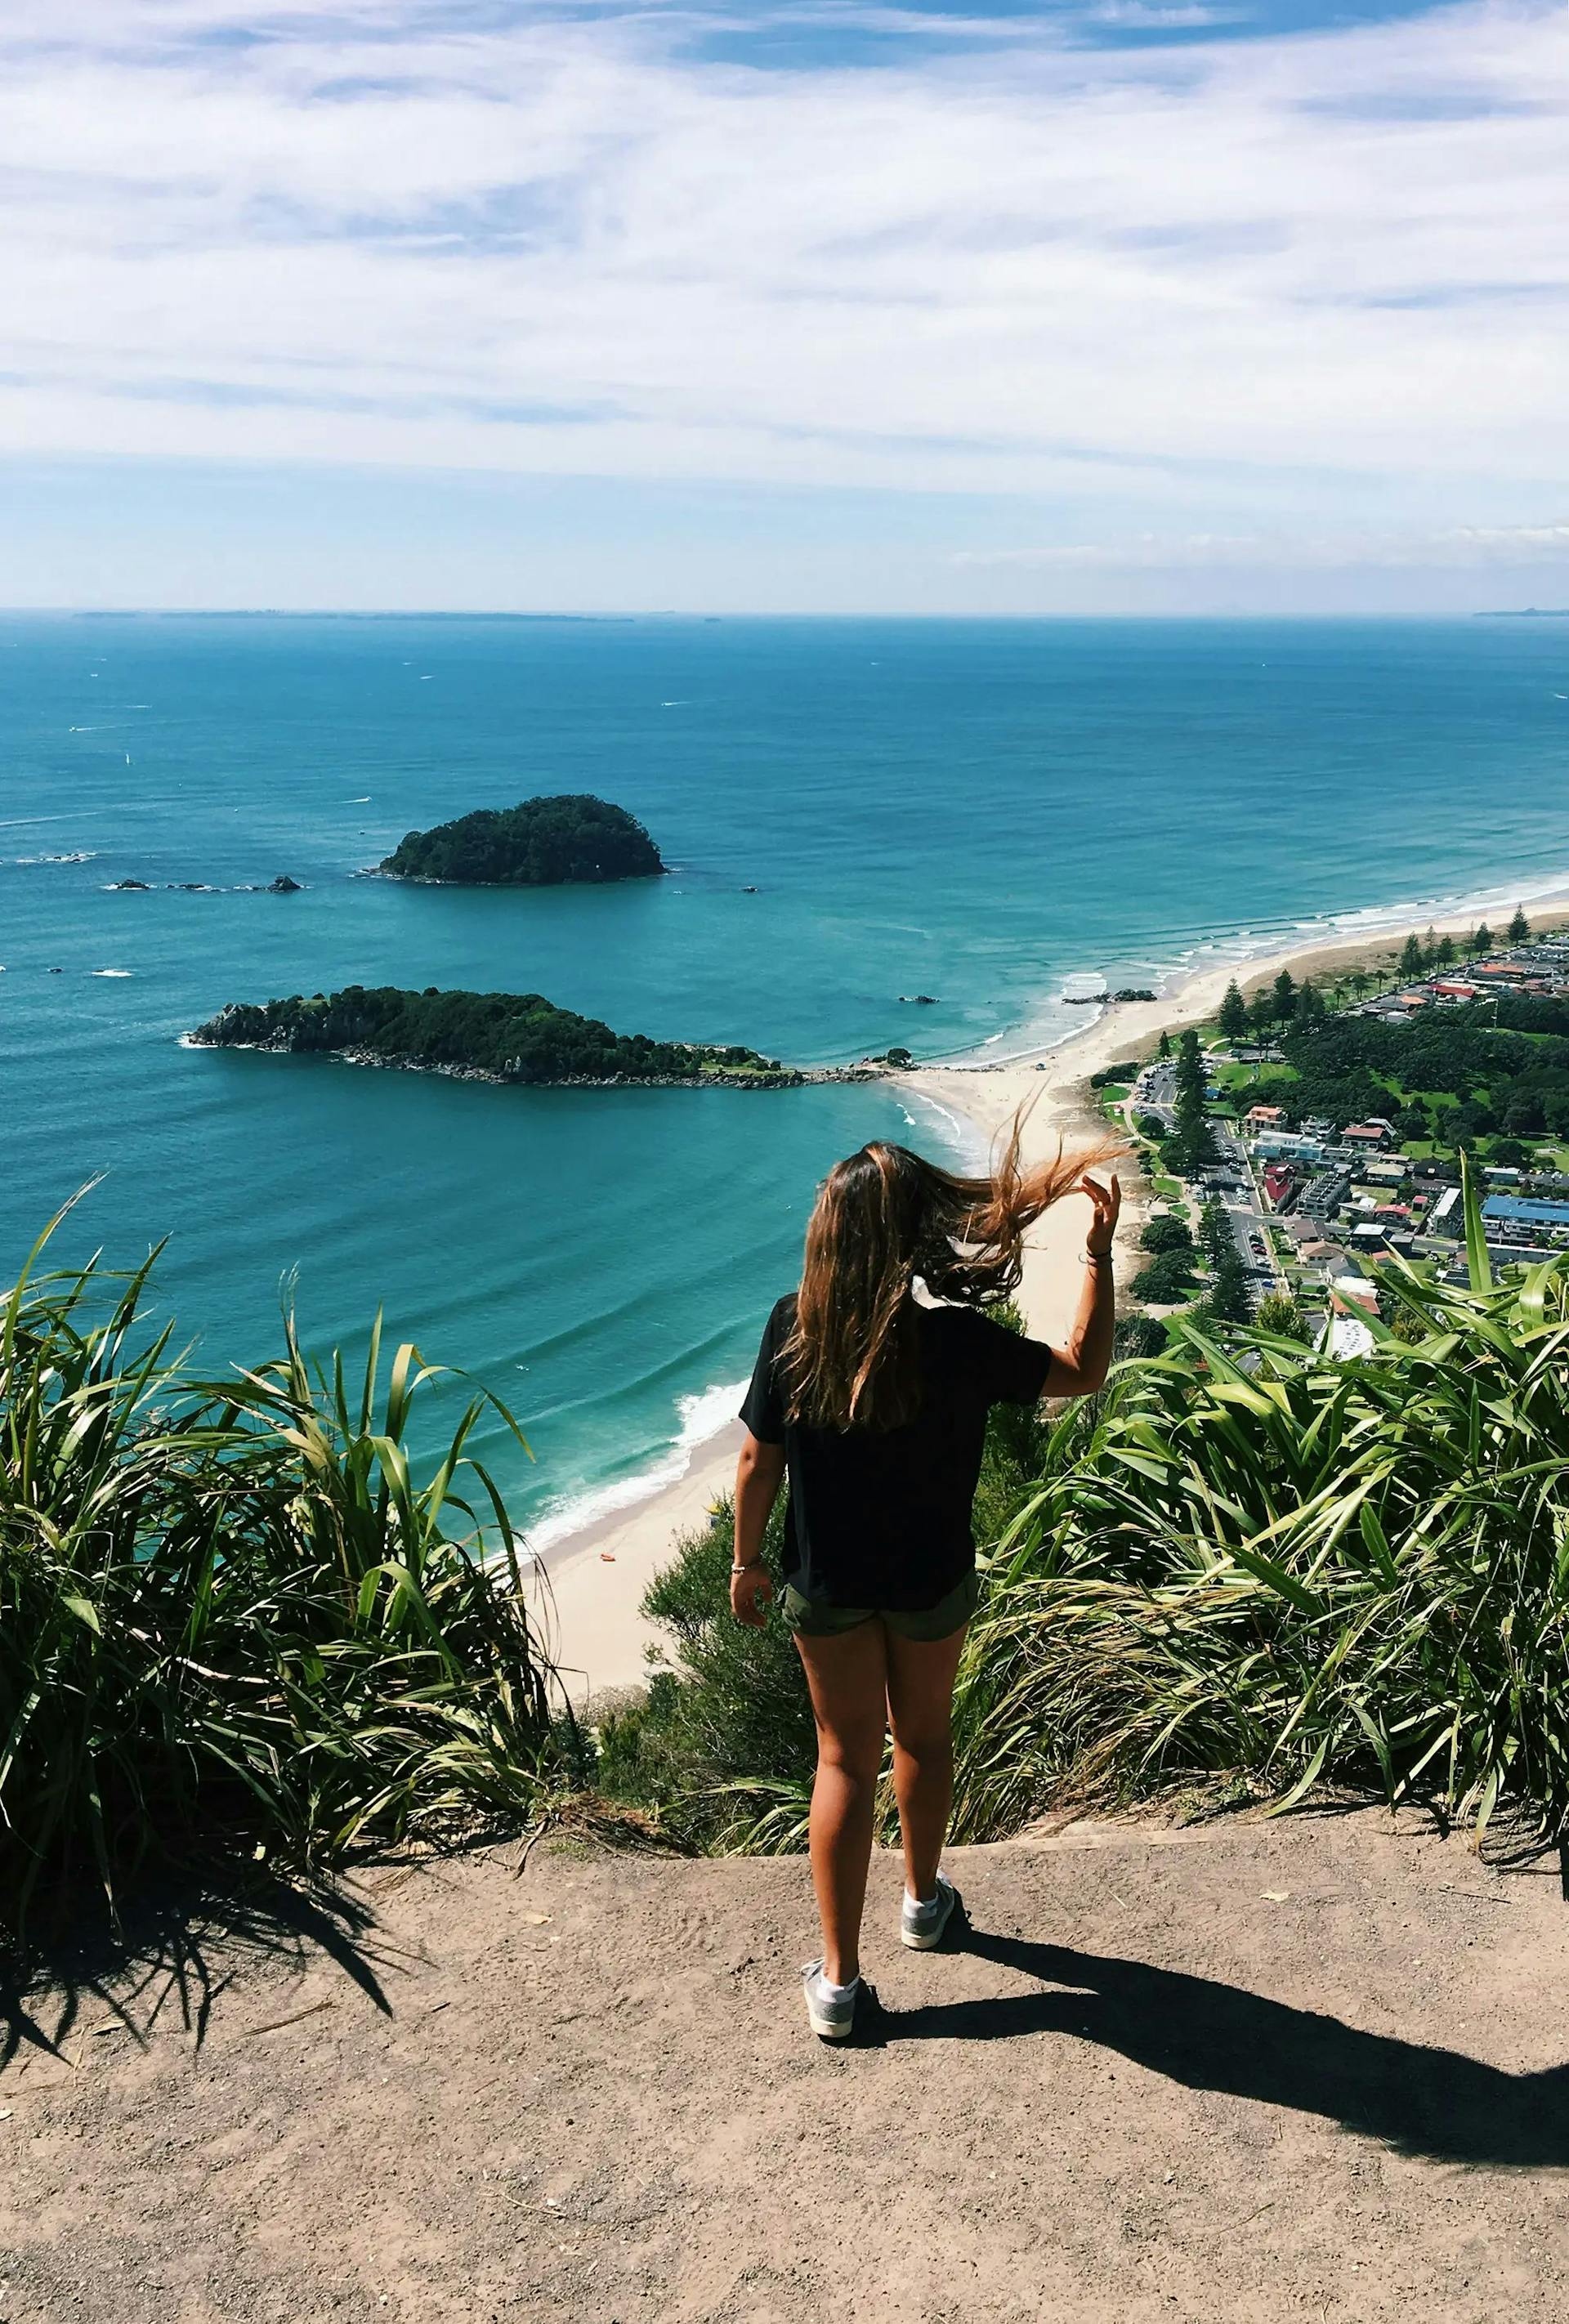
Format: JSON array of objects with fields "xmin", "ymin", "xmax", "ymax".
[{"xmin": 732, "ymin": 1127, "xmax": 1120, "ymax": 2039}]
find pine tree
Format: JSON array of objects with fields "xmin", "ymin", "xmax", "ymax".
[
  {"xmin": 1217, "ymin": 980, "xmax": 1248, "ymax": 1043},
  {"xmin": 1399, "ymin": 932, "xmax": 1424, "ymax": 980},
  {"xmin": 1472, "ymin": 923, "xmax": 1493, "ymax": 956},
  {"xmin": 1509, "ymin": 905, "xmax": 1531, "ymax": 945},
  {"xmin": 1171, "ymin": 1030, "xmax": 1216, "ymax": 1174},
  {"xmin": 1436, "ymin": 934, "xmax": 1456, "ymax": 967},
  {"xmin": 1158, "ymin": 1029, "xmax": 1171, "ymax": 1059},
  {"xmin": 1272, "ymin": 968, "xmax": 1297, "ymax": 1021},
  {"xmin": 1421, "ymin": 924, "xmax": 1439, "ymax": 968}
]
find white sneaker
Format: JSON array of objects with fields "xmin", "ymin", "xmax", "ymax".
[
  {"xmin": 802, "ymin": 1960, "xmax": 861, "ymax": 2040},
  {"xmin": 901, "ymin": 1870, "xmax": 962, "ymax": 1951}
]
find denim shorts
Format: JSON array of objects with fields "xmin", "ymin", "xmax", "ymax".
[{"xmin": 782, "ymin": 1567, "xmax": 980, "ymax": 1642}]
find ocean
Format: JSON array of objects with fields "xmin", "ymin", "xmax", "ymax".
[{"xmin": 2, "ymin": 614, "xmax": 1566, "ymax": 1540}]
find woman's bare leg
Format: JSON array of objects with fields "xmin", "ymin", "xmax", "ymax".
[
  {"xmin": 885, "ymin": 1622, "xmax": 969, "ymax": 1903},
  {"xmin": 793, "ymin": 1621, "xmax": 889, "ymax": 1986}
]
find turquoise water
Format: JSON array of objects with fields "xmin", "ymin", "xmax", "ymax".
[{"xmin": 2, "ymin": 615, "xmax": 1566, "ymax": 1535}]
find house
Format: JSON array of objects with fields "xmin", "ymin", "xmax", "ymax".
[
  {"xmin": 1432, "ymin": 981, "xmax": 1479, "ymax": 1000},
  {"xmin": 1364, "ymin": 1158, "xmax": 1408, "ymax": 1184},
  {"xmin": 1244, "ymin": 1104, "xmax": 1285, "ymax": 1130},
  {"xmin": 1483, "ymin": 1193, "xmax": 1569, "ymax": 1231},
  {"xmin": 1322, "ymin": 1311, "xmax": 1378, "ymax": 1361},
  {"xmin": 1343, "ymin": 1123, "xmax": 1392, "ymax": 1146},
  {"xmin": 1255, "ymin": 1133, "xmax": 1325, "ymax": 1164},
  {"xmin": 1428, "ymin": 1186, "xmax": 1462, "ymax": 1235},
  {"xmin": 1262, "ymin": 1164, "xmax": 1294, "ymax": 1209},
  {"xmin": 1331, "ymin": 1274, "xmax": 1379, "ymax": 1312}
]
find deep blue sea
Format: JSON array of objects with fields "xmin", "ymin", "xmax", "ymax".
[{"xmin": 2, "ymin": 615, "xmax": 1566, "ymax": 1540}]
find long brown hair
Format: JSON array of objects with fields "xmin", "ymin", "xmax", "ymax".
[{"xmin": 781, "ymin": 1112, "xmax": 1123, "ymax": 1432}]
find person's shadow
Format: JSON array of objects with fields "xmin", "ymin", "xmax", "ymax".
[{"xmin": 883, "ymin": 1926, "xmax": 1569, "ymax": 2167}]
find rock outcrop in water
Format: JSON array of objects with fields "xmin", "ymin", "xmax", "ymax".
[
  {"xmin": 380, "ymin": 795, "xmax": 664, "ymax": 887},
  {"xmin": 189, "ymin": 985, "xmax": 803, "ymax": 1088}
]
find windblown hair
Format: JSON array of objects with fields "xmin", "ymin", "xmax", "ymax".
[{"xmin": 781, "ymin": 1114, "xmax": 1123, "ymax": 1432}]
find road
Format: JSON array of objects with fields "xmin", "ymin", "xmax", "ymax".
[{"xmin": 1128, "ymin": 1064, "xmax": 1281, "ymax": 1307}]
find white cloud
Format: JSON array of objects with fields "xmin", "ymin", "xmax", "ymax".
[
  {"xmin": 956, "ymin": 523, "xmax": 1569, "ymax": 569},
  {"xmin": 1, "ymin": 0, "xmax": 1567, "ymax": 558}
]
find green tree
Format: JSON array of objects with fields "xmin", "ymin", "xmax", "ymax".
[
  {"xmin": 1248, "ymin": 987, "xmax": 1276, "ymax": 1037},
  {"xmin": 1132, "ymin": 1249, "xmax": 1199, "ymax": 1303},
  {"xmin": 1471, "ymin": 923, "xmax": 1494, "ymax": 957},
  {"xmin": 1254, "ymin": 1290, "xmax": 1307, "ymax": 1340},
  {"xmin": 1436, "ymin": 935, "xmax": 1457, "ymax": 968},
  {"xmin": 1140, "ymin": 1214, "xmax": 1196, "ymax": 1254},
  {"xmin": 1509, "ymin": 905, "xmax": 1531, "ymax": 945},
  {"xmin": 1217, "ymin": 980, "xmax": 1249, "ymax": 1044},
  {"xmin": 1272, "ymin": 968, "xmax": 1297, "ymax": 1021},
  {"xmin": 1421, "ymin": 925, "xmax": 1439, "ymax": 969},
  {"xmin": 1171, "ymin": 1030, "xmax": 1217, "ymax": 1175},
  {"xmin": 1294, "ymin": 982, "xmax": 1326, "ymax": 1026},
  {"xmin": 1209, "ymin": 1250, "xmax": 1254, "ymax": 1325},
  {"xmin": 1348, "ymin": 969, "xmax": 1371, "ymax": 1004},
  {"xmin": 1158, "ymin": 1029, "xmax": 1172, "ymax": 1059},
  {"xmin": 1399, "ymin": 932, "xmax": 1424, "ymax": 980}
]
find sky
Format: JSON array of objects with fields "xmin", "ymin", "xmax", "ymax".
[{"xmin": 1, "ymin": 0, "xmax": 1567, "ymax": 613}]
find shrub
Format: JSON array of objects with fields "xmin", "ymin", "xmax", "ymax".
[
  {"xmin": 0, "ymin": 1204, "xmax": 555, "ymax": 1929},
  {"xmin": 950, "ymin": 1168, "xmax": 1569, "ymax": 1845}
]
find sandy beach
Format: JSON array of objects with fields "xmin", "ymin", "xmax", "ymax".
[{"xmin": 530, "ymin": 887, "xmax": 1569, "ymax": 1704}]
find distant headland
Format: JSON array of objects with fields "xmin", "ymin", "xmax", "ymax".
[
  {"xmin": 379, "ymin": 794, "xmax": 664, "ymax": 886},
  {"xmin": 188, "ymin": 985, "xmax": 812, "ymax": 1088}
]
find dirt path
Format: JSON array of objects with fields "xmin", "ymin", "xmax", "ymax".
[{"xmin": 4, "ymin": 1810, "xmax": 1568, "ymax": 2322}]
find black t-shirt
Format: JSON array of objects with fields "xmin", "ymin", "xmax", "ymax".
[{"xmin": 739, "ymin": 1294, "xmax": 1056, "ymax": 1610}]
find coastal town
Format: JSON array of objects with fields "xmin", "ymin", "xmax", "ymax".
[{"xmin": 1115, "ymin": 915, "xmax": 1569, "ymax": 1354}]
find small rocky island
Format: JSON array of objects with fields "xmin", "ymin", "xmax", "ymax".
[
  {"xmin": 380, "ymin": 794, "xmax": 664, "ymax": 886},
  {"xmin": 189, "ymin": 985, "xmax": 803, "ymax": 1087}
]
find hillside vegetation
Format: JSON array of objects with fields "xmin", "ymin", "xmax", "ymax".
[
  {"xmin": 380, "ymin": 793, "xmax": 664, "ymax": 885},
  {"xmin": 0, "ymin": 1203, "xmax": 556, "ymax": 1930},
  {"xmin": 12, "ymin": 1171, "xmax": 1568, "ymax": 1932},
  {"xmin": 604, "ymin": 1173, "xmax": 1569, "ymax": 1854},
  {"xmin": 190, "ymin": 985, "xmax": 797, "ymax": 1085},
  {"xmin": 1242, "ymin": 992, "xmax": 1569, "ymax": 1146}
]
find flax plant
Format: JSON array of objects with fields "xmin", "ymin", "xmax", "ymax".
[
  {"xmin": 0, "ymin": 1200, "xmax": 554, "ymax": 1927},
  {"xmin": 950, "ymin": 1164, "xmax": 1569, "ymax": 1843}
]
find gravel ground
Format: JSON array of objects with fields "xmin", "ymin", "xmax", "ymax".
[{"xmin": 3, "ymin": 1809, "xmax": 1567, "ymax": 2323}]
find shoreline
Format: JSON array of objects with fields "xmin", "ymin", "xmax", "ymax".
[{"xmin": 529, "ymin": 874, "xmax": 1569, "ymax": 1701}]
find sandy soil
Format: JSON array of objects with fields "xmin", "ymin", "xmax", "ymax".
[
  {"xmin": 6, "ymin": 1808, "xmax": 1568, "ymax": 2322},
  {"xmin": 528, "ymin": 894, "xmax": 1569, "ymax": 1701}
]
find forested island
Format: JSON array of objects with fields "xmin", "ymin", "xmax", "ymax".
[
  {"xmin": 189, "ymin": 985, "xmax": 802, "ymax": 1087},
  {"xmin": 379, "ymin": 794, "xmax": 664, "ymax": 885}
]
